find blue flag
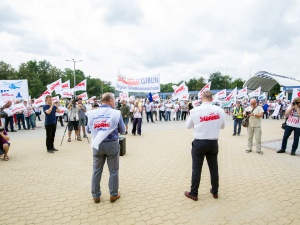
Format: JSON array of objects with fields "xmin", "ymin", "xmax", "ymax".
[{"xmin": 148, "ymin": 92, "xmax": 153, "ymax": 102}]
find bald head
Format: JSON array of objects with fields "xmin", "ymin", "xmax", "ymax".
[
  {"xmin": 250, "ymin": 98, "xmax": 257, "ymax": 107},
  {"xmin": 101, "ymin": 92, "xmax": 115, "ymax": 108}
]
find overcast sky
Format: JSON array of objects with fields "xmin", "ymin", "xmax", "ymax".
[{"xmin": 1, "ymin": 0, "xmax": 300, "ymax": 85}]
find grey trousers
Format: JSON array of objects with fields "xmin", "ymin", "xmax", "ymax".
[
  {"xmin": 247, "ymin": 126, "xmax": 262, "ymax": 151},
  {"xmin": 92, "ymin": 140, "xmax": 120, "ymax": 198}
]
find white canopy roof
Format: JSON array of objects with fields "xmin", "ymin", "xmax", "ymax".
[{"xmin": 244, "ymin": 71, "xmax": 300, "ymax": 91}]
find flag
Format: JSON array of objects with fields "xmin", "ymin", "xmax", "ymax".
[
  {"xmin": 152, "ymin": 93, "xmax": 160, "ymax": 102},
  {"xmin": 179, "ymin": 93, "xmax": 189, "ymax": 101},
  {"xmin": 213, "ymin": 89, "xmax": 226, "ymax": 102},
  {"xmin": 172, "ymin": 82, "xmax": 188, "ymax": 100},
  {"xmin": 292, "ymin": 88, "xmax": 300, "ymax": 100},
  {"xmin": 47, "ymin": 78, "xmax": 62, "ymax": 92},
  {"xmin": 225, "ymin": 87, "xmax": 237, "ymax": 104},
  {"xmin": 148, "ymin": 92, "xmax": 153, "ymax": 102},
  {"xmin": 78, "ymin": 92, "xmax": 88, "ymax": 100},
  {"xmin": 258, "ymin": 93, "xmax": 267, "ymax": 100},
  {"xmin": 119, "ymin": 92, "xmax": 129, "ymax": 100},
  {"xmin": 248, "ymin": 86, "xmax": 261, "ymax": 98},
  {"xmin": 61, "ymin": 80, "xmax": 70, "ymax": 90},
  {"xmin": 73, "ymin": 79, "xmax": 87, "ymax": 91},
  {"xmin": 60, "ymin": 89, "xmax": 73, "ymax": 98},
  {"xmin": 198, "ymin": 82, "xmax": 211, "ymax": 99},
  {"xmin": 276, "ymin": 91, "xmax": 285, "ymax": 100},
  {"xmin": 52, "ymin": 96, "xmax": 60, "ymax": 103},
  {"xmin": 33, "ymin": 97, "xmax": 45, "ymax": 107},
  {"xmin": 237, "ymin": 86, "xmax": 248, "ymax": 98},
  {"xmin": 39, "ymin": 89, "xmax": 52, "ymax": 98}
]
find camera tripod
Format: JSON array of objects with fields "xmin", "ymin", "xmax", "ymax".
[{"xmin": 60, "ymin": 105, "xmax": 90, "ymax": 146}]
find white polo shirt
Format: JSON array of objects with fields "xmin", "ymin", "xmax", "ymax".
[{"xmin": 186, "ymin": 102, "xmax": 225, "ymax": 140}]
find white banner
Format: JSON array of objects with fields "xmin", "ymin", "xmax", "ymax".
[
  {"xmin": 73, "ymin": 79, "xmax": 87, "ymax": 91},
  {"xmin": 258, "ymin": 93, "xmax": 267, "ymax": 100},
  {"xmin": 272, "ymin": 105, "xmax": 281, "ymax": 117},
  {"xmin": 225, "ymin": 87, "xmax": 237, "ymax": 104},
  {"xmin": 119, "ymin": 92, "xmax": 129, "ymax": 100},
  {"xmin": 116, "ymin": 73, "xmax": 160, "ymax": 93},
  {"xmin": 0, "ymin": 79, "xmax": 29, "ymax": 100},
  {"xmin": 61, "ymin": 80, "xmax": 70, "ymax": 90},
  {"xmin": 179, "ymin": 93, "xmax": 189, "ymax": 101},
  {"xmin": 198, "ymin": 82, "xmax": 211, "ymax": 99},
  {"xmin": 276, "ymin": 91, "xmax": 285, "ymax": 100},
  {"xmin": 78, "ymin": 92, "xmax": 88, "ymax": 100},
  {"xmin": 47, "ymin": 78, "xmax": 62, "ymax": 92},
  {"xmin": 248, "ymin": 86, "xmax": 261, "ymax": 98},
  {"xmin": 0, "ymin": 90, "xmax": 16, "ymax": 100},
  {"xmin": 237, "ymin": 86, "xmax": 248, "ymax": 98},
  {"xmin": 213, "ymin": 89, "xmax": 226, "ymax": 102}
]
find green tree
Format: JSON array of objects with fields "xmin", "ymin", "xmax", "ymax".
[
  {"xmin": 231, "ymin": 78, "xmax": 245, "ymax": 89},
  {"xmin": 160, "ymin": 83, "xmax": 175, "ymax": 92},
  {"xmin": 0, "ymin": 61, "xmax": 17, "ymax": 80}
]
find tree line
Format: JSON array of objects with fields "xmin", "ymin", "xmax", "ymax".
[{"xmin": 1, "ymin": 60, "xmax": 248, "ymax": 98}]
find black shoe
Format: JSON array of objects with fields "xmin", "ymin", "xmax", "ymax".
[
  {"xmin": 210, "ymin": 189, "xmax": 218, "ymax": 199},
  {"xmin": 125, "ymin": 131, "xmax": 128, "ymax": 135},
  {"xmin": 291, "ymin": 152, "xmax": 296, "ymax": 156},
  {"xmin": 11, "ymin": 130, "xmax": 17, "ymax": 132},
  {"xmin": 52, "ymin": 148, "xmax": 58, "ymax": 151},
  {"xmin": 238, "ymin": 133, "xmax": 240, "ymax": 136},
  {"xmin": 18, "ymin": 128, "xmax": 21, "ymax": 130},
  {"xmin": 277, "ymin": 149, "xmax": 286, "ymax": 153},
  {"xmin": 47, "ymin": 150, "xmax": 54, "ymax": 153},
  {"xmin": 232, "ymin": 133, "xmax": 236, "ymax": 136}
]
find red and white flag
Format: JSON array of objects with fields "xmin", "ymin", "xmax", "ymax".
[
  {"xmin": 78, "ymin": 92, "xmax": 88, "ymax": 100},
  {"xmin": 248, "ymin": 86, "xmax": 261, "ymax": 98},
  {"xmin": 179, "ymin": 93, "xmax": 190, "ymax": 101},
  {"xmin": 52, "ymin": 96, "xmax": 60, "ymax": 103},
  {"xmin": 172, "ymin": 82, "xmax": 188, "ymax": 100},
  {"xmin": 119, "ymin": 92, "xmax": 129, "ymax": 100},
  {"xmin": 237, "ymin": 86, "xmax": 248, "ymax": 98},
  {"xmin": 225, "ymin": 87, "xmax": 237, "ymax": 103},
  {"xmin": 3, "ymin": 103, "xmax": 26, "ymax": 116},
  {"xmin": 292, "ymin": 88, "xmax": 300, "ymax": 100},
  {"xmin": 60, "ymin": 89, "xmax": 73, "ymax": 98},
  {"xmin": 47, "ymin": 78, "xmax": 62, "ymax": 92},
  {"xmin": 39, "ymin": 89, "xmax": 52, "ymax": 98},
  {"xmin": 33, "ymin": 97, "xmax": 45, "ymax": 107},
  {"xmin": 213, "ymin": 89, "xmax": 226, "ymax": 102},
  {"xmin": 198, "ymin": 82, "xmax": 211, "ymax": 99},
  {"xmin": 61, "ymin": 80, "xmax": 70, "ymax": 90},
  {"xmin": 73, "ymin": 79, "xmax": 87, "ymax": 91},
  {"xmin": 152, "ymin": 93, "xmax": 160, "ymax": 102}
]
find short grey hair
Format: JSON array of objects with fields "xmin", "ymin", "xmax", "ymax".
[
  {"xmin": 101, "ymin": 93, "xmax": 115, "ymax": 103},
  {"xmin": 202, "ymin": 90, "xmax": 213, "ymax": 100}
]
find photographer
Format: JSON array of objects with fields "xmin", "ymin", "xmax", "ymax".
[
  {"xmin": 0, "ymin": 126, "xmax": 10, "ymax": 161},
  {"xmin": 77, "ymin": 98, "xmax": 87, "ymax": 138},
  {"xmin": 277, "ymin": 97, "xmax": 300, "ymax": 156},
  {"xmin": 67, "ymin": 98, "xmax": 81, "ymax": 142}
]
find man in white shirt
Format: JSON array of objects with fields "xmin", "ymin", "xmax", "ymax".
[
  {"xmin": 144, "ymin": 100, "xmax": 154, "ymax": 123},
  {"xmin": 185, "ymin": 90, "xmax": 225, "ymax": 201}
]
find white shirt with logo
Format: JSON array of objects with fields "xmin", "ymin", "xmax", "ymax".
[
  {"xmin": 287, "ymin": 106, "xmax": 300, "ymax": 128},
  {"xmin": 165, "ymin": 103, "xmax": 172, "ymax": 112},
  {"xmin": 145, "ymin": 103, "xmax": 152, "ymax": 112},
  {"xmin": 186, "ymin": 102, "xmax": 225, "ymax": 140}
]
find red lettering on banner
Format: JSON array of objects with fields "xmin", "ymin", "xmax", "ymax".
[
  {"xmin": 50, "ymin": 81, "xmax": 60, "ymax": 90},
  {"xmin": 118, "ymin": 75, "xmax": 140, "ymax": 86},
  {"xmin": 77, "ymin": 82, "xmax": 85, "ymax": 87},
  {"xmin": 174, "ymin": 85, "xmax": 185, "ymax": 95},
  {"xmin": 12, "ymin": 107, "xmax": 24, "ymax": 113},
  {"xmin": 200, "ymin": 113, "xmax": 220, "ymax": 122},
  {"xmin": 1, "ymin": 93, "xmax": 14, "ymax": 96},
  {"xmin": 94, "ymin": 120, "xmax": 111, "ymax": 129},
  {"xmin": 62, "ymin": 83, "xmax": 69, "ymax": 88}
]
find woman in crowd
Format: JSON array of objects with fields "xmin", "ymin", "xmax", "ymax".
[{"xmin": 132, "ymin": 100, "xmax": 143, "ymax": 135}]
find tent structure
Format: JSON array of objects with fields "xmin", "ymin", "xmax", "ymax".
[{"xmin": 244, "ymin": 71, "xmax": 300, "ymax": 92}]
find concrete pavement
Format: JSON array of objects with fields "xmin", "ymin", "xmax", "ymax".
[{"xmin": 1, "ymin": 114, "xmax": 300, "ymax": 224}]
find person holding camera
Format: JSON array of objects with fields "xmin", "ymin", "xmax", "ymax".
[
  {"xmin": 67, "ymin": 98, "xmax": 81, "ymax": 142},
  {"xmin": 0, "ymin": 126, "xmax": 10, "ymax": 161},
  {"xmin": 43, "ymin": 95, "xmax": 61, "ymax": 153},
  {"xmin": 77, "ymin": 98, "xmax": 87, "ymax": 138},
  {"xmin": 244, "ymin": 98, "xmax": 264, "ymax": 155},
  {"xmin": 277, "ymin": 97, "xmax": 300, "ymax": 156},
  {"xmin": 232, "ymin": 102, "xmax": 244, "ymax": 136}
]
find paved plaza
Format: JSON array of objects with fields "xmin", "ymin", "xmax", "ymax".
[{"xmin": 1, "ymin": 114, "xmax": 300, "ymax": 225}]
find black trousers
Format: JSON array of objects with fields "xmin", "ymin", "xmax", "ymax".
[
  {"xmin": 45, "ymin": 124, "xmax": 57, "ymax": 150},
  {"xmin": 181, "ymin": 111, "xmax": 187, "ymax": 120},
  {"xmin": 190, "ymin": 139, "xmax": 219, "ymax": 197}
]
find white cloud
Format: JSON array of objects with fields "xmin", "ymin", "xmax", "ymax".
[{"xmin": 0, "ymin": 0, "xmax": 300, "ymax": 86}]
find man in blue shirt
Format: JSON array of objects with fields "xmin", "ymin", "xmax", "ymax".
[
  {"xmin": 86, "ymin": 93, "xmax": 125, "ymax": 203},
  {"xmin": 263, "ymin": 102, "xmax": 269, "ymax": 119},
  {"xmin": 43, "ymin": 95, "xmax": 61, "ymax": 153}
]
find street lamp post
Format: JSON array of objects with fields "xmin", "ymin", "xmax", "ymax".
[{"xmin": 66, "ymin": 59, "xmax": 83, "ymax": 96}]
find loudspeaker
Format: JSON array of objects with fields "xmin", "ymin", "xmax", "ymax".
[{"xmin": 119, "ymin": 137, "xmax": 126, "ymax": 156}]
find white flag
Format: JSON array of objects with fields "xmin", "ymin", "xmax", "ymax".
[
  {"xmin": 52, "ymin": 96, "xmax": 60, "ymax": 103},
  {"xmin": 61, "ymin": 80, "xmax": 71, "ymax": 90},
  {"xmin": 172, "ymin": 82, "xmax": 188, "ymax": 100},
  {"xmin": 213, "ymin": 89, "xmax": 226, "ymax": 102},
  {"xmin": 47, "ymin": 78, "xmax": 62, "ymax": 92},
  {"xmin": 33, "ymin": 97, "xmax": 45, "ymax": 107},
  {"xmin": 60, "ymin": 89, "xmax": 73, "ymax": 98},
  {"xmin": 237, "ymin": 87, "xmax": 248, "ymax": 98},
  {"xmin": 276, "ymin": 91, "xmax": 285, "ymax": 100},
  {"xmin": 292, "ymin": 88, "xmax": 300, "ymax": 101},
  {"xmin": 225, "ymin": 87, "xmax": 237, "ymax": 104},
  {"xmin": 78, "ymin": 92, "xmax": 88, "ymax": 100},
  {"xmin": 73, "ymin": 79, "xmax": 87, "ymax": 91},
  {"xmin": 248, "ymin": 87, "xmax": 261, "ymax": 98},
  {"xmin": 179, "ymin": 93, "xmax": 189, "ymax": 101},
  {"xmin": 258, "ymin": 93, "xmax": 267, "ymax": 100},
  {"xmin": 119, "ymin": 92, "xmax": 129, "ymax": 100},
  {"xmin": 198, "ymin": 82, "xmax": 211, "ymax": 99},
  {"xmin": 152, "ymin": 94, "xmax": 160, "ymax": 102},
  {"xmin": 39, "ymin": 89, "xmax": 52, "ymax": 98}
]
